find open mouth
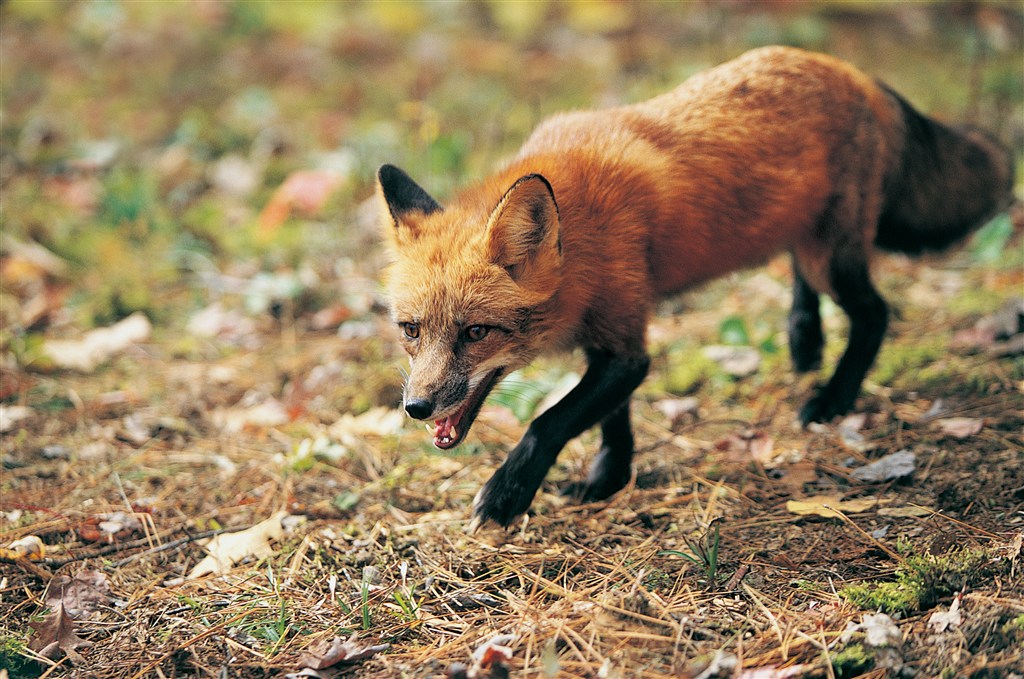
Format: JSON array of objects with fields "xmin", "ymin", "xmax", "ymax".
[{"xmin": 433, "ymin": 369, "xmax": 502, "ymax": 450}]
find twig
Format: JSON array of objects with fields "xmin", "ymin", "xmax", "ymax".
[
  {"xmin": 6, "ymin": 525, "xmax": 238, "ymax": 575},
  {"xmin": 821, "ymin": 504, "xmax": 902, "ymax": 562},
  {"xmin": 106, "ymin": 525, "xmax": 254, "ymax": 569}
]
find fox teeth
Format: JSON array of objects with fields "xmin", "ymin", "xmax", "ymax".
[
  {"xmin": 426, "ymin": 424, "xmax": 434, "ymax": 433},
  {"xmin": 449, "ymin": 426, "xmax": 458, "ymax": 440}
]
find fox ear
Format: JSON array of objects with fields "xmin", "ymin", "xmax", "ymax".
[
  {"xmin": 485, "ymin": 174, "xmax": 561, "ymax": 288},
  {"xmin": 377, "ymin": 164, "xmax": 442, "ymax": 230}
]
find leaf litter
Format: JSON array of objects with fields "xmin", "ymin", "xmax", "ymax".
[{"xmin": 1, "ymin": 3, "xmax": 1022, "ymax": 678}]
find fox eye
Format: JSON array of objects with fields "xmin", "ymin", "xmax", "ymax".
[
  {"xmin": 400, "ymin": 322, "xmax": 420, "ymax": 340},
  {"xmin": 465, "ymin": 325, "xmax": 489, "ymax": 342}
]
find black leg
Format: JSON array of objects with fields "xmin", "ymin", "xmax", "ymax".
[
  {"xmin": 473, "ymin": 350, "xmax": 649, "ymax": 528},
  {"xmin": 799, "ymin": 257, "xmax": 888, "ymax": 425},
  {"xmin": 789, "ymin": 257, "xmax": 824, "ymax": 373},
  {"xmin": 563, "ymin": 399, "xmax": 635, "ymax": 502}
]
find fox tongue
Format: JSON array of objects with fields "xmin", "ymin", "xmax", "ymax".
[{"xmin": 434, "ymin": 411, "xmax": 462, "ymax": 445}]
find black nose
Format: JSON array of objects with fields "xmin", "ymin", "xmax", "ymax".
[{"xmin": 404, "ymin": 398, "xmax": 434, "ymax": 420}]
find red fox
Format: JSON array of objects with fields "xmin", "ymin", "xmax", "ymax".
[{"xmin": 377, "ymin": 46, "xmax": 1014, "ymax": 528}]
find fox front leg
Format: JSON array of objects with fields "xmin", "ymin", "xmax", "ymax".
[{"xmin": 472, "ymin": 351, "xmax": 649, "ymax": 528}]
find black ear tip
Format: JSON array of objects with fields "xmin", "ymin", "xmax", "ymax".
[
  {"xmin": 378, "ymin": 164, "xmax": 443, "ymax": 218},
  {"xmin": 377, "ymin": 164, "xmax": 400, "ymax": 182}
]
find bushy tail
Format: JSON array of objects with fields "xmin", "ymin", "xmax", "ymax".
[{"xmin": 875, "ymin": 86, "xmax": 1015, "ymax": 255}]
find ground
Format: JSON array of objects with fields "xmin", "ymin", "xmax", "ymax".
[{"xmin": 1, "ymin": 3, "xmax": 1022, "ymax": 678}]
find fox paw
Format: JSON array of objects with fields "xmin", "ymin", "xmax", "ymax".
[
  {"xmin": 471, "ymin": 467, "xmax": 539, "ymax": 530},
  {"xmin": 799, "ymin": 391, "xmax": 853, "ymax": 425}
]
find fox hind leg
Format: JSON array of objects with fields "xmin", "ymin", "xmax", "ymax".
[
  {"xmin": 789, "ymin": 254, "xmax": 825, "ymax": 373},
  {"xmin": 799, "ymin": 252, "xmax": 888, "ymax": 425}
]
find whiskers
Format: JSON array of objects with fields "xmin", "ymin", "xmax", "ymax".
[{"xmin": 488, "ymin": 379, "xmax": 537, "ymax": 400}]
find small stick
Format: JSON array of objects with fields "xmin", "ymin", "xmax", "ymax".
[{"xmin": 822, "ymin": 504, "xmax": 902, "ymax": 562}]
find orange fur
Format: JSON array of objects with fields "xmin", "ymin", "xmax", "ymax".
[{"xmin": 377, "ymin": 46, "xmax": 1013, "ymax": 527}]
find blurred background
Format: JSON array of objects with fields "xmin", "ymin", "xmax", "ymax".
[{"xmin": 1, "ymin": 0, "xmax": 1021, "ymax": 379}]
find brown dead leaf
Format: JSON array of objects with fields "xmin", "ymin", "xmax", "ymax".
[
  {"xmin": 29, "ymin": 600, "xmax": 93, "ymax": 662},
  {"xmin": 935, "ymin": 417, "xmax": 984, "ymax": 439},
  {"xmin": 297, "ymin": 633, "xmax": 390, "ymax": 670},
  {"xmin": 786, "ymin": 495, "xmax": 882, "ymax": 519},
  {"xmin": 778, "ymin": 460, "xmax": 818, "ymax": 493},
  {"xmin": 309, "ymin": 304, "xmax": 353, "ymax": 331},
  {"xmin": 259, "ymin": 169, "xmax": 346, "ymax": 233},
  {"xmin": 29, "ymin": 571, "xmax": 110, "ymax": 662},
  {"xmin": 877, "ymin": 505, "xmax": 935, "ymax": 518},
  {"xmin": 188, "ymin": 511, "xmax": 299, "ymax": 579},
  {"xmin": 714, "ymin": 429, "xmax": 774, "ymax": 465},
  {"xmin": 76, "ymin": 511, "xmax": 144, "ymax": 543},
  {"xmin": 46, "ymin": 570, "xmax": 112, "ymax": 620}
]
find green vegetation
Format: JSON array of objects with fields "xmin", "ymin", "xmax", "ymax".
[
  {"xmin": 0, "ymin": 635, "xmax": 35, "ymax": 676},
  {"xmin": 660, "ymin": 522, "xmax": 721, "ymax": 588},
  {"xmin": 840, "ymin": 541, "xmax": 1006, "ymax": 615},
  {"xmin": 831, "ymin": 643, "xmax": 872, "ymax": 678}
]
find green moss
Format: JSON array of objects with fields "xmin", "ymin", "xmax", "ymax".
[
  {"xmin": 1002, "ymin": 614, "xmax": 1024, "ymax": 637},
  {"xmin": 831, "ymin": 643, "xmax": 872, "ymax": 678},
  {"xmin": 840, "ymin": 544, "xmax": 1004, "ymax": 614},
  {"xmin": 871, "ymin": 338, "xmax": 946, "ymax": 388},
  {"xmin": 0, "ymin": 633, "xmax": 36, "ymax": 675},
  {"xmin": 662, "ymin": 351, "xmax": 721, "ymax": 396},
  {"xmin": 840, "ymin": 579, "xmax": 924, "ymax": 615}
]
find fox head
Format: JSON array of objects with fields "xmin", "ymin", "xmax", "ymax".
[{"xmin": 377, "ymin": 164, "xmax": 562, "ymax": 449}]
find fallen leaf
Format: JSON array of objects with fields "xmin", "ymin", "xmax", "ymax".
[
  {"xmin": 28, "ymin": 570, "xmax": 110, "ymax": 662},
  {"xmin": 702, "ymin": 344, "xmax": 760, "ymax": 377},
  {"xmin": 42, "ymin": 313, "xmax": 152, "ymax": 372},
  {"xmin": 877, "ymin": 505, "xmax": 934, "ymax": 518},
  {"xmin": 187, "ymin": 303, "xmax": 259, "ymax": 348},
  {"xmin": 841, "ymin": 612, "xmax": 902, "ymax": 648},
  {"xmin": 1, "ymin": 535, "xmax": 45, "ymax": 560},
  {"xmin": 786, "ymin": 495, "xmax": 882, "ymax": 519},
  {"xmin": 851, "ymin": 450, "xmax": 916, "ymax": 483},
  {"xmin": 467, "ymin": 633, "xmax": 515, "ymax": 677},
  {"xmin": 46, "ymin": 570, "xmax": 112, "ymax": 620},
  {"xmin": 211, "ymin": 397, "xmax": 290, "ymax": 433},
  {"xmin": 778, "ymin": 461, "xmax": 818, "ymax": 492},
  {"xmin": 1006, "ymin": 531, "xmax": 1022, "ymax": 562},
  {"xmin": 296, "ymin": 633, "xmax": 390, "ymax": 670},
  {"xmin": 935, "ymin": 417, "xmax": 984, "ymax": 439},
  {"xmin": 714, "ymin": 429, "xmax": 774, "ymax": 464},
  {"xmin": 838, "ymin": 412, "xmax": 872, "ymax": 452},
  {"xmin": 29, "ymin": 600, "xmax": 93, "ymax": 662},
  {"xmin": 952, "ymin": 298, "xmax": 1023, "ymax": 352},
  {"xmin": 309, "ymin": 304, "xmax": 353, "ymax": 331},
  {"xmin": 695, "ymin": 649, "xmax": 738, "ymax": 679},
  {"xmin": 654, "ymin": 397, "xmax": 700, "ymax": 424},
  {"xmin": 329, "ymin": 407, "xmax": 406, "ymax": 444},
  {"xmin": 259, "ymin": 169, "xmax": 346, "ymax": 232},
  {"xmin": 76, "ymin": 512, "xmax": 144, "ymax": 543},
  {"xmin": 188, "ymin": 511, "xmax": 299, "ymax": 578},
  {"xmin": 0, "ymin": 404, "xmax": 35, "ymax": 433},
  {"xmin": 928, "ymin": 594, "xmax": 962, "ymax": 633}
]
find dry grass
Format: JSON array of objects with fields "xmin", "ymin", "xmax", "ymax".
[
  {"xmin": 3, "ymin": 249, "xmax": 1023, "ymax": 678},
  {"xmin": 2, "ymin": 4, "xmax": 1022, "ymax": 676}
]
